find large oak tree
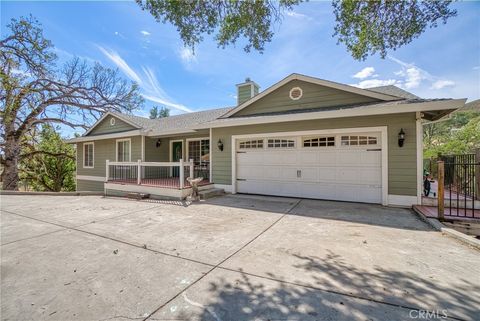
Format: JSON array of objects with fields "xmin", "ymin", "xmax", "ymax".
[
  {"xmin": 0, "ymin": 16, "xmax": 144, "ymax": 190},
  {"xmin": 137, "ymin": 0, "xmax": 457, "ymax": 59}
]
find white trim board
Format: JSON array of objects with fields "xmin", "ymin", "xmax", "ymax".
[
  {"xmin": 77, "ymin": 175, "xmax": 105, "ymax": 182},
  {"xmin": 198, "ymin": 99, "xmax": 466, "ymax": 130},
  {"xmin": 66, "ymin": 130, "xmax": 142, "ymax": 143},
  {"xmin": 388, "ymin": 195, "xmax": 418, "ymax": 207},
  {"xmin": 416, "ymin": 112, "xmax": 423, "ymax": 205},
  {"xmin": 231, "ymin": 126, "xmax": 388, "ymax": 206}
]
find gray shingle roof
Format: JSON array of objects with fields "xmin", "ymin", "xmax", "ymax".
[
  {"xmin": 113, "ymin": 106, "xmax": 233, "ymax": 135},
  {"xmin": 365, "ymin": 85, "xmax": 419, "ymax": 100}
]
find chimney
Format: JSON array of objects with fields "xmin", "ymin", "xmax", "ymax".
[{"xmin": 236, "ymin": 77, "xmax": 259, "ymax": 105}]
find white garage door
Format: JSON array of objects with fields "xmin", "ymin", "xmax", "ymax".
[{"xmin": 235, "ymin": 133, "xmax": 383, "ymax": 203}]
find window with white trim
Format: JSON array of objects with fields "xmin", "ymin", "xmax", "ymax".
[
  {"xmin": 267, "ymin": 138, "xmax": 295, "ymax": 148},
  {"xmin": 83, "ymin": 142, "xmax": 94, "ymax": 168},
  {"xmin": 303, "ymin": 136, "xmax": 335, "ymax": 147},
  {"xmin": 116, "ymin": 139, "xmax": 131, "ymax": 162},
  {"xmin": 238, "ymin": 139, "xmax": 264, "ymax": 149},
  {"xmin": 341, "ymin": 135, "xmax": 378, "ymax": 146}
]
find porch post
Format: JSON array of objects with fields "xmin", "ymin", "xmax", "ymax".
[
  {"xmin": 437, "ymin": 160, "xmax": 445, "ymax": 221},
  {"xmin": 105, "ymin": 159, "xmax": 109, "ymax": 183},
  {"xmin": 137, "ymin": 159, "xmax": 141, "ymax": 185},
  {"xmin": 179, "ymin": 158, "xmax": 184, "ymax": 189},
  {"xmin": 189, "ymin": 158, "xmax": 194, "ymax": 179}
]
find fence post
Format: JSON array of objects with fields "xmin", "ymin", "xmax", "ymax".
[
  {"xmin": 137, "ymin": 159, "xmax": 141, "ymax": 185},
  {"xmin": 105, "ymin": 160, "xmax": 109, "ymax": 183},
  {"xmin": 189, "ymin": 158, "xmax": 194, "ymax": 179},
  {"xmin": 437, "ymin": 160, "xmax": 445, "ymax": 221},
  {"xmin": 179, "ymin": 158, "xmax": 184, "ymax": 189},
  {"xmin": 476, "ymin": 149, "xmax": 480, "ymax": 200}
]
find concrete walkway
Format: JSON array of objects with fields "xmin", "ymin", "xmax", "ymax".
[{"xmin": 1, "ymin": 194, "xmax": 479, "ymax": 321}]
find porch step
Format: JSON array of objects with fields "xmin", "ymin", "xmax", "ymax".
[
  {"xmin": 126, "ymin": 192, "xmax": 150, "ymax": 200},
  {"xmin": 198, "ymin": 188, "xmax": 224, "ymax": 200}
]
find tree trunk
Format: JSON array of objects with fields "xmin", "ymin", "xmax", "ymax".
[{"xmin": 2, "ymin": 134, "xmax": 21, "ymax": 190}]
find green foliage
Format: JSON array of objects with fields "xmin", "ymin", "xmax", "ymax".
[
  {"xmin": 332, "ymin": 0, "xmax": 457, "ymax": 60},
  {"xmin": 136, "ymin": 0, "xmax": 301, "ymax": 53},
  {"xmin": 149, "ymin": 106, "xmax": 170, "ymax": 119},
  {"xmin": 423, "ymin": 111, "xmax": 480, "ymax": 159},
  {"xmin": 20, "ymin": 125, "xmax": 76, "ymax": 192},
  {"xmin": 138, "ymin": 0, "xmax": 456, "ymax": 59}
]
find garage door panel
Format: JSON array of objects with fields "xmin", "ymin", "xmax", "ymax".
[
  {"xmin": 236, "ymin": 132, "xmax": 383, "ymax": 204},
  {"xmin": 264, "ymin": 151, "xmax": 297, "ymax": 165}
]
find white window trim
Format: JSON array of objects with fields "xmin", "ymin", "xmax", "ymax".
[
  {"xmin": 116, "ymin": 138, "xmax": 131, "ymax": 162},
  {"xmin": 186, "ymin": 137, "xmax": 210, "ymax": 163},
  {"xmin": 110, "ymin": 117, "xmax": 116, "ymax": 126},
  {"xmin": 83, "ymin": 142, "xmax": 94, "ymax": 169},
  {"xmin": 266, "ymin": 137, "xmax": 296, "ymax": 149},
  {"xmin": 301, "ymin": 136, "xmax": 336, "ymax": 148},
  {"xmin": 238, "ymin": 139, "xmax": 265, "ymax": 150},
  {"xmin": 231, "ymin": 126, "xmax": 389, "ymax": 206}
]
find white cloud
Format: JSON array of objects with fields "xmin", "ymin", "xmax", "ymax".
[
  {"xmin": 351, "ymin": 79, "xmax": 399, "ymax": 89},
  {"xmin": 285, "ymin": 11, "xmax": 309, "ymax": 19},
  {"xmin": 473, "ymin": 66, "xmax": 480, "ymax": 70},
  {"xmin": 179, "ymin": 47, "xmax": 197, "ymax": 65},
  {"xmin": 97, "ymin": 46, "xmax": 143, "ymax": 85},
  {"xmin": 352, "ymin": 67, "xmax": 377, "ymax": 79},
  {"xmin": 140, "ymin": 30, "xmax": 151, "ymax": 36},
  {"xmin": 98, "ymin": 45, "xmax": 191, "ymax": 112},
  {"xmin": 387, "ymin": 56, "xmax": 431, "ymax": 89},
  {"xmin": 430, "ymin": 80, "xmax": 456, "ymax": 90}
]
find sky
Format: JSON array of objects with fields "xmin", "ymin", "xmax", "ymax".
[{"xmin": 2, "ymin": 0, "xmax": 480, "ymax": 134}]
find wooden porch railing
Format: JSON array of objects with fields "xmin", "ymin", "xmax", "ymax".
[{"xmin": 105, "ymin": 159, "xmax": 195, "ymax": 189}]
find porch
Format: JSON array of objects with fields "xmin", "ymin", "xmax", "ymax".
[{"xmin": 105, "ymin": 160, "xmax": 213, "ymax": 199}]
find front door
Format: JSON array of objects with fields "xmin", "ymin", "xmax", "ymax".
[{"xmin": 172, "ymin": 141, "xmax": 183, "ymax": 177}]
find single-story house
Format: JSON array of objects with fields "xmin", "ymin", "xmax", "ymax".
[{"xmin": 67, "ymin": 73, "xmax": 465, "ymax": 206}]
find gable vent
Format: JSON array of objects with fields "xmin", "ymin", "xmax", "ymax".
[{"xmin": 289, "ymin": 87, "xmax": 303, "ymax": 100}]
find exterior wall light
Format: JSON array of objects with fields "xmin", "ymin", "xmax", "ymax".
[
  {"xmin": 217, "ymin": 139, "xmax": 224, "ymax": 152},
  {"xmin": 156, "ymin": 139, "xmax": 162, "ymax": 148},
  {"xmin": 398, "ymin": 128, "xmax": 405, "ymax": 147}
]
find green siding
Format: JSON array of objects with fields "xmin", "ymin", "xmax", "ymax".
[
  {"xmin": 77, "ymin": 136, "xmax": 142, "ymax": 177},
  {"xmin": 77, "ymin": 179, "xmax": 104, "ymax": 192},
  {"xmin": 237, "ymin": 83, "xmax": 259, "ymax": 105},
  {"xmin": 144, "ymin": 137, "xmax": 169, "ymax": 162},
  {"xmin": 234, "ymin": 80, "xmax": 380, "ymax": 117},
  {"xmin": 88, "ymin": 115, "xmax": 137, "ymax": 136},
  {"xmin": 212, "ymin": 113, "xmax": 417, "ymax": 196}
]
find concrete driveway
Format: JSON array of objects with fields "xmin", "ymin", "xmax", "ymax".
[{"xmin": 1, "ymin": 194, "xmax": 479, "ymax": 321}]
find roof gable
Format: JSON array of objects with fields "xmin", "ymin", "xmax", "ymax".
[
  {"xmin": 222, "ymin": 74, "xmax": 401, "ymax": 118},
  {"xmin": 85, "ymin": 113, "xmax": 140, "ymax": 136}
]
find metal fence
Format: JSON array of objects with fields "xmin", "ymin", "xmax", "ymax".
[{"xmin": 437, "ymin": 153, "xmax": 479, "ymax": 219}]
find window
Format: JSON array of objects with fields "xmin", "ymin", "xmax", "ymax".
[
  {"xmin": 239, "ymin": 139, "xmax": 264, "ymax": 149},
  {"xmin": 341, "ymin": 135, "xmax": 378, "ymax": 146},
  {"xmin": 116, "ymin": 139, "xmax": 131, "ymax": 162},
  {"xmin": 303, "ymin": 136, "xmax": 335, "ymax": 147},
  {"xmin": 110, "ymin": 117, "xmax": 116, "ymax": 126},
  {"xmin": 83, "ymin": 142, "xmax": 94, "ymax": 168},
  {"xmin": 267, "ymin": 138, "xmax": 295, "ymax": 148},
  {"xmin": 188, "ymin": 139, "xmax": 210, "ymax": 163}
]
